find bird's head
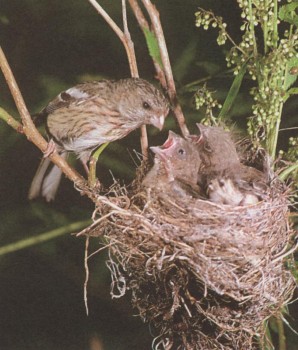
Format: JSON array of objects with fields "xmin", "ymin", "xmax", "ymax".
[
  {"xmin": 118, "ymin": 78, "xmax": 169, "ymax": 130},
  {"xmin": 194, "ymin": 123, "xmax": 239, "ymax": 168},
  {"xmin": 150, "ymin": 131, "xmax": 201, "ymax": 181},
  {"xmin": 150, "ymin": 131, "xmax": 183, "ymax": 161}
]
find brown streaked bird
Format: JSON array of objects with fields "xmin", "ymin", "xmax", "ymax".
[
  {"xmin": 142, "ymin": 131, "xmax": 203, "ymax": 198},
  {"xmin": 193, "ymin": 123, "xmax": 269, "ymax": 205},
  {"xmin": 29, "ymin": 78, "xmax": 169, "ymax": 201}
]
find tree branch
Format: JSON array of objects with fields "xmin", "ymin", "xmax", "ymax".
[
  {"xmin": 0, "ymin": 45, "xmax": 86, "ymax": 190},
  {"xmin": 0, "ymin": 106, "xmax": 23, "ymax": 132},
  {"xmin": 87, "ymin": 0, "xmax": 148, "ymax": 158},
  {"xmin": 128, "ymin": 0, "xmax": 167, "ymax": 89},
  {"xmin": 141, "ymin": 0, "xmax": 189, "ymax": 137}
]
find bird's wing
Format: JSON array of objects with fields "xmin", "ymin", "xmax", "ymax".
[{"xmin": 37, "ymin": 81, "xmax": 111, "ymax": 118}]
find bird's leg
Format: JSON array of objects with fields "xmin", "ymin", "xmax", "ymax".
[
  {"xmin": 81, "ymin": 160, "xmax": 90, "ymax": 175},
  {"xmin": 43, "ymin": 139, "xmax": 57, "ymax": 158},
  {"xmin": 88, "ymin": 143, "xmax": 110, "ymax": 188}
]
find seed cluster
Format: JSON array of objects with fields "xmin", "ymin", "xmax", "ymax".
[
  {"xmin": 195, "ymin": 9, "xmax": 228, "ymax": 46},
  {"xmin": 195, "ymin": 86, "xmax": 222, "ymax": 124},
  {"xmin": 195, "ymin": 0, "xmax": 298, "ymax": 161}
]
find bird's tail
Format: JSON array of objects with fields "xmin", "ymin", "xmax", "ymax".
[{"xmin": 28, "ymin": 152, "xmax": 67, "ymax": 201}]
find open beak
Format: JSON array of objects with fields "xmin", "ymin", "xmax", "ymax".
[
  {"xmin": 150, "ymin": 130, "xmax": 178, "ymax": 157},
  {"xmin": 150, "ymin": 146, "xmax": 167, "ymax": 162}
]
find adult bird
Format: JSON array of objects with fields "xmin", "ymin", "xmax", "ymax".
[{"xmin": 29, "ymin": 78, "xmax": 169, "ymax": 201}]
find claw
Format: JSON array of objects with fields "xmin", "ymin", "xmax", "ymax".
[{"xmin": 43, "ymin": 139, "xmax": 57, "ymax": 158}]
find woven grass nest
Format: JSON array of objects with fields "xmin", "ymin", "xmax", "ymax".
[{"xmin": 81, "ymin": 145, "xmax": 296, "ymax": 350}]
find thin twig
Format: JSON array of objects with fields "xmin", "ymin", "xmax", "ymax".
[
  {"xmin": 86, "ymin": 0, "xmax": 136, "ymax": 74},
  {"xmin": 87, "ymin": 0, "xmax": 148, "ymax": 158},
  {"xmin": 128, "ymin": 0, "xmax": 167, "ymax": 88},
  {"xmin": 141, "ymin": 0, "xmax": 189, "ymax": 136},
  {"xmin": 0, "ymin": 219, "xmax": 91, "ymax": 256},
  {"xmin": 0, "ymin": 106, "xmax": 23, "ymax": 132},
  {"xmin": 121, "ymin": 0, "xmax": 138, "ymax": 77},
  {"xmin": 0, "ymin": 46, "xmax": 86, "ymax": 191},
  {"xmin": 84, "ymin": 236, "xmax": 90, "ymax": 316},
  {"xmin": 122, "ymin": 0, "xmax": 148, "ymax": 158}
]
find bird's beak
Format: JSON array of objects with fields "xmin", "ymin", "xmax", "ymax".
[
  {"xmin": 188, "ymin": 134, "xmax": 203, "ymax": 145},
  {"xmin": 151, "ymin": 115, "xmax": 165, "ymax": 131},
  {"xmin": 150, "ymin": 146, "xmax": 165, "ymax": 160},
  {"xmin": 161, "ymin": 130, "xmax": 179, "ymax": 150},
  {"xmin": 150, "ymin": 146, "xmax": 159, "ymax": 154}
]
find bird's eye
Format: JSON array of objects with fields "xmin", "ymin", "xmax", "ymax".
[
  {"xmin": 60, "ymin": 92, "xmax": 71, "ymax": 101},
  {"xmin": 143, "ymin": 101, "xmax": 151, "ymax": 109},
  {"xmin": 204, "ymin": 143, "xmax": 212, "ymax": 153},
  {"xmin": 178, "ymin": 148, "xmax": 185, "ymax": 156}
]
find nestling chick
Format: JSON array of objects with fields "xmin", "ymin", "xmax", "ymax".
[
  {"xmin": 193, "ymin": 124, "xmax": 240, "ymax": 182},
  {"xmin": 142, "ymin": 131, "xmax": 203, "ymax": 198},
  {"xmin": 193, "ymin": 123, "xmax": 268, "ymax": 205},
  {"xmin": 207, "ymin": 178, "xmax": 260, "ymax": 206},
  {"xmin": 29, "ymin": 78, "xmax": 169, "ymax": 201}
]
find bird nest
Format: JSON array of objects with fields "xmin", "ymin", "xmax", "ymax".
[{"xmin": 81, "ymin": 168, "xmax": 296, "ymax": 350}]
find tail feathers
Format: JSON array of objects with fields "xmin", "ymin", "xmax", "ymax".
[
  {"xmin": 28, "ymin": 153, "xmax": 67, "ymax": 201},
  {"xmin": 41, "ymin": 164, "xmax": 64, "ymax": 202},
  {"xmin": 28, "ymin": 157, "xmax": 52, "ymax": 200}
]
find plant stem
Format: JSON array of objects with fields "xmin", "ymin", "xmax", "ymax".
[
  {"xmin": 0, "ymin": 220, "xmax": 91, "ymax": 256},
  {"xmin": 89, "ymin": 142, "xmax": 109, "ymax": 187},
  {"xmin": 248, "ymin": 0, "xmax": 258, "ymax": 58},
  {"xmin": 262, "ymin": 320, "xmax": 274, "ymax": 350},
  {"xmin": 273, "ymin": 0, "xmax": 278, "ymax": 47},
  {"xmin": 128, "ymin": 0, "xmax": 167, "ymax": 88},
  {"xmin": 268, "ymin": 101, "xmax": 283, "ymax": 159},
  {"xmin": 276, "ymin": 316, "xmax": 286, "ymax": 350},
  {"xmin": 141, "ymin": 0, "xmax": 189, "ymax": 136},
  {"xmin": 279, "ymin": 162, "xmax": 298, "ymax": 181},
  {"xmin": 263, "ymin": 0, "xmax": 268, "ymax": 54},
  {"xmin": 0, "ymin": 106, "xmax": 23, "ymax": 132},
  {"xmin": 0, "ymin": 45, "xmax": 86, "ymax": 191},
  {"xmin": 87, "ymin": 0, "xmax": 149, "ymax": 158}
]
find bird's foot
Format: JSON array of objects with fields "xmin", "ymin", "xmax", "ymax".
[{"xmin": 43, "ymin": 139, "xmax": 57, "ymax": 158}]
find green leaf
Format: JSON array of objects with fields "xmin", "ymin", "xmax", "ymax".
[
  {"xmin": 283, "ymin": 87, "xmax": 298, "ymax": 102},
  {"xmin": 279, "ymin": 2, "xmax": 298, "ymax": 27},
  {"xmin": 143, "ymin": 28, "xmax": 163, "ymax": 67},
  {"xmin": 279, "ymin": 162, "xmax": 298, "ymax": 181},
  {"xmin": 284, "ymin": 57, "xmax": 298, "ymax": 91},
  {"xmin": 218, "ymin": 64, "xmax": 247, "ymax": 119}
]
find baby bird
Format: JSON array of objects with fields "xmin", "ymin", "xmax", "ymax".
[
  {"xmin": 194, "ymin": 124, "xmax": 268, "ymax": 205},
  {"xmin": 193, "ymin": 124, "xmax": 240, "ymax": 183},
  {"xmin": 142, "ymin": 131, "xmax": 203, "ymax": 198},
  {"xmin": 29, "ymin": 78, "xmax": 169, "ymax": 201},
  {"xmin": 207, "ymin": 178, "xmax": 260, "ymax": 206}
]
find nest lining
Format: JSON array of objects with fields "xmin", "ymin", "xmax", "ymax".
[{"xmin": 81, "ymin": 175, "xmax": 296, "ymax": 350}]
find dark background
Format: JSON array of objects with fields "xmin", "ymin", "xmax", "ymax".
[{"xmin": 0, "ymin": 1, "xmax": 297, "ymax": 349}]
